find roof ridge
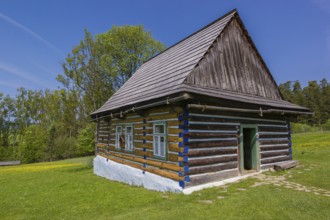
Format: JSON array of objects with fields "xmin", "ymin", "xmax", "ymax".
[{"xmin": 142, "ymin": 9, "xmax": 237, "ymax": 65}]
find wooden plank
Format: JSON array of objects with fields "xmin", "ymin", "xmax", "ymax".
[
  {"xmin": 98, "ymin": 153, "xmax": 143, "ymax": 170},
  {"xmin": 188, "ymin": 155, "xmax": 237, "ymax": 166},
  {"xmin": 146, "ymin": 113, "xmax": 178, "ymax": 121},
  {"xmin": 188, "ymin": 147, "xmax": 237, "ymax": 157},
  {"xmin": 260, "ymin": 144, "xmax": 289, "ymax": 151},
  {"xmin": 187, "ymin": 162, "xmax": 238, "ymax": 175},
  {"xmin": 98, "ymin": 131, "xmax": 110, "ymax": 135},
  {"xmin": 168, "ymin": 153, "xmax": 181, "ymax": 162},
  {"xmin": 274, "ymin": 160, "xmax": 299, "ymax": 171},
  {"xmin": 168, "ymin": 128, "xmax": 182, "ymax": 134},
  {"xmin": 134, "ymin": 123, "xmax": 144, "ymax": 129},
  {"xmin": 261, "ymin": 155, "xmax": 290, "ymax": 164},
  {"xmin": 259, "ymin": 139, "xmax": 288, "ymax": 145},
  {"xmin": 104, "ymin": 151, "xmax": 182, "ymax": 172},
  {"xmin": 167, "ymin": 121, "xmax": 182, "ymax": 126},
  {"xmin": 261, "ymin": 150, "xmax": 290, "ymax": 159},
  {"xmin": 189, "ymin": 112, "xmax": 286, "ymax": 125},
  {"xmin": 135, "ymin": 135, "xmax": 181, "ymax": 143},
  {"xmin": 168, "ymin": 143, "xmax": 183, "ymax": 152},
  {"xmin": 187, "ymin": 139, "xmax": 238, "ymax": 148},
  {"xmin": 97, "ymin": 143, "xmax": 108, "ymax": 148},
  {"xmin": 189, "ymin": 123, "xmax": 238, "ymax": 131},
  {"xmin": 144, "ymin": 166, "xmax": 183, "ymax": 181},
  {"xmin": 134, "ymin": 148, "xmax": 153, "ymax": 157},
  {"xmin": 134, "ymin": 142, "xmax": 153, "ymax": 149},
  {"xmin": 188, "ymin": 133, "xmax": 237, "ymax": 139},
  {"xmin": 112, "ymin": 117, "xmax": 144, "ymax": 124},
  {"xmin": 258, "ymin": 134, "xmax": 288, "ymax": 139},
  {"xmin": 258, "ymin": 126, "xmax": 288, "ymax": 133}
]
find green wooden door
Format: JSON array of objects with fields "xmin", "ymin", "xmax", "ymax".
[{"xmin": 240, "ymin": 125, "xmax": 259, "ymax": 172}]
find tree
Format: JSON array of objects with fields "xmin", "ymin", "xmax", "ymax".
[
  {"xmin": 96, "ymin": 25, "xmax": 166, "ymax": 90},
  {"xmin": 57, "ymin": 26, "xmax": 165, "ymax": 115},
  {"xmin": 303, "ymin": 81, "xmax": 322, "ymax": 124},
  {"xmin": 57, "ymin": 29, "xmax": 106, "ymax": 114},
  {"xmin": 279, "ymin": 79, "xmax": 330, "ymax": 126},
  {"xmin": 320, "ymin": 78, "xmax": 330, "ymax": 124},
  {"xmin": 0, "ymin": 94, "xmax": 15, "ymax": 146},
  {"xmin": 292, "ymin": 81, "xmax": 304, "ymax": 106},
  {"xmin": 279, "ymin": 81, "xmax": 293, "ymax": 102}
]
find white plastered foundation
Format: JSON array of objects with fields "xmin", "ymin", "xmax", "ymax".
[{"xmin": 93, "ymin": 155, "xmax": 183, "ymax": 193}]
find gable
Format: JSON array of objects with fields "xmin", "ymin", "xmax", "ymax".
[
  {"xmin": 184, "ymin": 17, "xmax": 282, "ymax": 100},
  {"xmin": 92, "ymin": 10, "xmax": 236, "ymax": 115}
]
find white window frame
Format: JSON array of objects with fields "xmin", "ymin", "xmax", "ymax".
[
  {"xmin": 125, "ymin": 124, "xmax": 134, "ymax": 151},
  {"xmin": 153, "ymin": 122, "xmax": 167, "ymax": 158},
  {"xmin": 115, "ymin": 125, "xmax": 122, "ymax": 149}
]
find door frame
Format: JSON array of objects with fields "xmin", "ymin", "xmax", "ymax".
[{"xmin": 239, "ymin": 124, "xmax": 260, "ymax": 174}]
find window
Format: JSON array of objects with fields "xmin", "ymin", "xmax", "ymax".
[
  {"xmin": 153, "ymin": 122, "xmax": 166, "ymax": 158},
  {"xmin": 115, "ymin": 126, "xmax": 122, "ymax": 148},
  {"xmin": 125, "ymin": 125, "xmax": 134, "ymax": 151}
]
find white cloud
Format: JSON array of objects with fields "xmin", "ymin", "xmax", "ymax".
[
  {"xmin": 0, "ymin": 12, "xmax": 65, "ymax": 57},
  {"xmin": 0, "ymin": 80, "xmax": 22, "ymax": 89},
  {"xmin": 0, "ymin": 61, "xmax": 54, "ymax": 88}
]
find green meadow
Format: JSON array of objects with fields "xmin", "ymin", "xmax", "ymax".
[{"xmin": 0, "ymin": 132, "xmax": 329, "ymax": 220}]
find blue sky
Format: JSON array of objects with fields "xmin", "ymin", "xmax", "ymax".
[{"xmin": 0, "ymin": 0, "xmax": 329, "ymax": 96}]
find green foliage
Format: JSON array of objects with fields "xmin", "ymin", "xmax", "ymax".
[
  {"xmin": 19, "ymin": 125, "xmax": 48, "ymax": 163},
  {"xmin": 279, "ymin": 79, "xmax": 330, "ymax": 125},
  {"xmin": 323, "ymin": 119, "xmax": 330, "ymax": 131},
  {"xmin": 76, "ymin": 123, "xmax": 95, "ymax": 156},
  {"xmin": 0, "ymin": 25, "xmax": 165, "ymax": 164},
  {"xmin": 96, "ymin": 25, "xmax": 166, "ymax": 90},
  {"xmin": 291, "ymin": 122, "xmax": 321, "ymax": 133},
  {"xmin": 57, "ymin": 26, "xmax": 165, "ymax": 114}
]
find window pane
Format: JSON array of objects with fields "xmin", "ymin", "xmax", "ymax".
[
  {"xmin": 126, "ymin": 126, "xmax": 132, "ymax": 134},
  {"xmin": 116, "ymin": 126, "xmax": 122, "ymax": 133},
  {"xmin": 154, "ymin": 136, "xmax": 159, "ymax": 155},
  {"xmin": 116, "ymin": 135, "xmax": 120, "ymax": 148},
  {"xmin": 155, "ymin": 124, "xmax": 165, "ymax": 134},
  {"xmin": 129, "ymin": 136, "xmax": 133, "ymax": 150},
  {"xmin": 160, "ymin": 139, "xmax": 165, "ymax": 157}
]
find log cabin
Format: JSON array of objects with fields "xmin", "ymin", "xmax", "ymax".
[{"xmin": 91, "ymin": 9, "xmax": 312, "ymax": 192}]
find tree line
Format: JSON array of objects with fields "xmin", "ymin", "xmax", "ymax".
[
  {"xmin": 279, "ymin": 79, "xmax": 330, "ymax": 127},
  {"xmin": 0, "ymin": 25, "xmax": 165, "ymax": 163}
]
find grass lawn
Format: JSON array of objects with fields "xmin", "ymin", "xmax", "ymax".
[{"xmin": 0, "ymin": 132, "xmax": 329, "ymax": 220}]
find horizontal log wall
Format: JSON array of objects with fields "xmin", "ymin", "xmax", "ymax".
[
  {"xmin": 185, "ymin": 109, "xmax": 239, "ymax": 186},
  {"xmin": 96, "ymin": 119, "xmax": 110, "ymax": 146},
  {"xmin": 259, "ymin": 120, "xmax": 291, "ymax": 169},
  {"xmin": 95, "ymin": 105, "xmax": 186, "ymax": 182},
  {"xmin": 185, "ymin": 109, "xmax": 291, "ymax": 186}
]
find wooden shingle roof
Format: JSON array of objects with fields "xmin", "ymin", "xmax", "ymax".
[{"xmin": 92, "ymin": 9, "xmax": 309, "ymax": 116}]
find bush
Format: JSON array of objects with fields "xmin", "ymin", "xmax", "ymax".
[
  {"xmin": 19, "ymin": 125, "xmax": 47, "ymax": 163},
  {"xmin": 76, "ymin": 123, "xmax": 95, "ymax": 157},
  {"xmin": 0, "ymin": 146, "xmax": 19, "ymax": 161},
  {"xmin": 322, "ymin": 119, "xmax": 330, "ymax": 131},
  {"xmin": 291, "ymin": 123, "xmax": 320, "ymax": 133}
]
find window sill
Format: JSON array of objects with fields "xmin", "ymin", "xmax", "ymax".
[{"xmin": 153, "ymin": 155, "xmax": 167, "ymax": 160}]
